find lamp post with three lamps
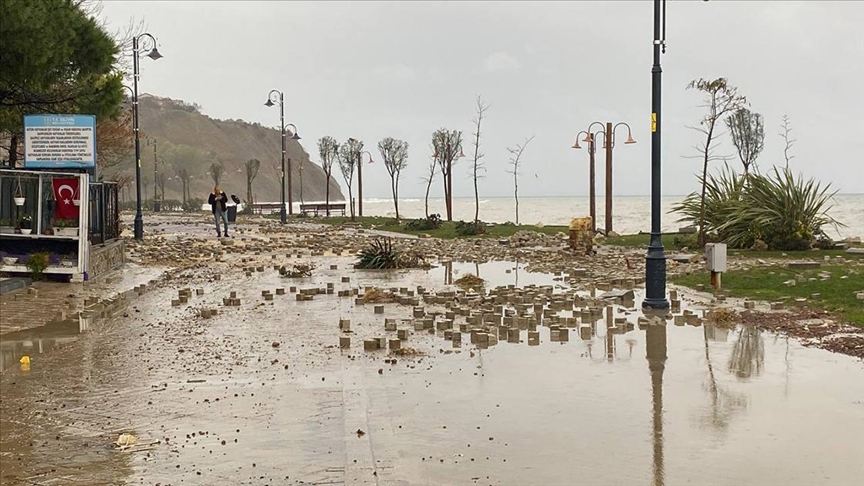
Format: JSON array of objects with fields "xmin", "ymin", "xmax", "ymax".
[
  {"xmin": 131, "ymin": 33, "xmax": 162, "ymax": 240},
  {"xmin": 572, "ymin": 121, "xmax": 635, "ymax": 235},
  {"xmin": 264, "ymin": 90, "xmax": 301, "ymax": 223}
]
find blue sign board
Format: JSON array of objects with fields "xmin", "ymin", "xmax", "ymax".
[{"xmin": 24, "ymin": 114, "xmax": 97, "ymax": 169}]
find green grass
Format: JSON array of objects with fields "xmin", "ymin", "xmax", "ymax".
[
  {"xmin": 307, "ymin": 215, "xmax": 568, "ymax": 240},
  {"xmin": 673, "ymin": 264, "xmax": 864, "ymax": 326}
]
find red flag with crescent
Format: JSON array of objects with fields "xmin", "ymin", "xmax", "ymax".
[{"xmin": 52, "ymin": 178, "xmax": 80, "ymax": 219}]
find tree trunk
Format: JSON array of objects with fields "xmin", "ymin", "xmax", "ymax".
[
  {"xmin": 325, "ymin": 172, "xmax": 331, "ymax": 217},
  {"xmin": 473, "ymin": 172, "xmax": 479, "ymax": 223},
  {"xmin": 698, "ymin": 126, "xmax": 715, "ymax": 247},
  {"xmin": 391, "ymin": 176, "xmax": 399, "ymax": 222},
  {"xmin": 424, "ymin": 177, "xmax": 433, "ymax": 219},
  {"xmin": 8, "ymin": 135, "xmax": 18, "ymax": 167},
  {"xmin": 514, "ymin": 174, "xmax": 519, "ymax": 225},
  {"xmin": 347, "ymin": 186, "xmax": 355, "ymax": 221}
]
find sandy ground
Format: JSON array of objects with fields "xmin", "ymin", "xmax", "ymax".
[{"xmin": 1, "ymin": 213, "xmax": 862, "ymax": 486}]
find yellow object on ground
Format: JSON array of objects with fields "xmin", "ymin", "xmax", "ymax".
[
  {"xmin": 569, "ymin": 217, "xmax": 594, "ymax": 254},
  {"xmin": 19, "ymin": 356, "xmax": 30, "ymax": 365}
]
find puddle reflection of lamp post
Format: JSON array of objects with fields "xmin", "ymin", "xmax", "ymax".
[
  {"xmin": 131, "ymin": 33, "xmax": 163, "ymax": 241},
  {"xmin": 646, "ymin": 324, "xmax": 668, "ymax": 486},
  {"xmin": 264, "ymin": 89, "xmax": 301, "ymax": 222}
]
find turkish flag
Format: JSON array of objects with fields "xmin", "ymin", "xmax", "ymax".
[{"xmin": 53, "ymin": 178, "xmax": 80, "ymax": 219}]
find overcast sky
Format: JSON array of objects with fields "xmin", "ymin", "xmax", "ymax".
[{"xmin": 98, "ymin": 1, "xmax": 864, "ymax": 198}]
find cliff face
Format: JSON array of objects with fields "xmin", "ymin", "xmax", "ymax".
[{"xmin": 136, "ymin": 95, "xmax": 343, "ymax": 203}]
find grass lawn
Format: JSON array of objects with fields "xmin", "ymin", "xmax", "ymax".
[
  {"xmin": 673, "ymin": 264, "xmax": 864, "ymax": 326},
  {"xmin": 305, "ymin": 215, "xmax": 568, "ymax": 240}
]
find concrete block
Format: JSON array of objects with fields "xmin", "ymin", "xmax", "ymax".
[
  {"xmin": 374, "ymin": 305, "xmax": 385, "ymax": 314},
  {"xmin": 330, "ymin": 264, "xmax": 338, "ymax": 270},
  {"xmin": 557, "ymin": 328, "xmax": 569, "ymax": 342},
  {"xmin": 388, "ymin": 339, "xmax": 401, "ymax": 350},
  {"xmin": 341, "ymin": 276, "xmax": 350, "ymax": 283},
  {"xmin": 579, "ymin": 326, "xmax": 592, "ymax": 340},
  {"xmin": 196, "ymin": 289, "xmax": 204, "ymax": 296},
  {"xmin": 171, "ymin": 299, "xmax": 181, "ymax": 307},
  {"xmin": 673, "ymin": 315, "xmax": 685, "ymax": 326},
  {"xmin": 376, "ymin": 337, "xmax": 387, "ymax": 349},
  {"xmin": 744, "ymin": 301, "xmax": 755, "ymax": 310},
  {"xmin": 451, "ymin": 331, "xmax": 462, "ymax": 343},
  {"xmin": 385, "ymin": 319, "xmax": 397, "ymax": 331},
  {"xmin": 339, "ymin": 319, "xmax": 351, "ymax": 331},
  {"xmin": 414, "ymin": 320, "xmax": 425, "ymax": 331},
  {"xmin": 507, "ymin": 328, "xmax": 520, "ymax": 343},
  {"xmin": 363, "ymin": 339, "xmax": 379, "ymax": 351},
  {"xmin": 413, "ymin": 307, "xmax": 425, "ymax": 318},
  {"xmin": 276, "ymin": 288, "xmax": 285, "ymax": 295},
  {"xmin": 290, "ymin": 286, "xmax": 297, "ymax": 293},
  {"xmin": 264, "ymin": 293, "xmax": 274, "ymax": 301},
  {"xmin": 355, "ymin": 298, "xmax": 365, "ymax": 305},
  {"xmin": 527, "ymin": 331, "xmax": 540, "ymax": 346},
  {"xmin": 788, "ymin": 261, "xmax": 820, "ymax": 270},
  {"xmin": 397, "ymin": 329, "xmax": 409, "ymax": 340},
  {"xmin": 770, "ymin": 302, "xmax": 785, "ymax": 310},
  {"xmin": 340, "ymin": 336, "xmax": 351, "ymax": 349}
]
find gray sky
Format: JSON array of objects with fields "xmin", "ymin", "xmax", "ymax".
[{"xmin": 98, "ymin": 0, "xmax": 864, "ymax": 198}]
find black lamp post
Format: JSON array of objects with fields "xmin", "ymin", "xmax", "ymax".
[
  {"xmin": 265, "ymin": 90, "xmax": 301, "ymax": 223},
  {"xmin": 643, "ymin": 0, "xmax": 670, "ymax": 310},
  {"xmin": 131, "ymin": 33, "xmax": 162, "ymax": 241},
  {"xmin": 358, "ymin": 150, "xmax": 374, "ymax": 217}
]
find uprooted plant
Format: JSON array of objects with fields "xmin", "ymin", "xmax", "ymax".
[
  {"xmin": 356, "ymin": 237, "xmax": 428, "ymax": 269},
  {"xmin": 279, "ymin": 262, "xmax": 316, "ymax": 278}
]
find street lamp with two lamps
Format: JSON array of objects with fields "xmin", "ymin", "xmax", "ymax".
[
  {"xmin": 264, "ymin": 89, "xmax": 301, "ymax": 223},
  {"xmin": 130, "ymin": 33, "xmax": 162, "ymax": 240}
]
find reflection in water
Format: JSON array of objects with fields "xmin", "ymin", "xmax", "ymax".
[
  {"xmin": 646, "ymin": 325, "xmax": 667, "ymax": 486},
  {"xmin": 0, "ymin": 317, "xmax": 89, "ymax": 372},
  {"xmin": 444, "ymin": 260, "xmax": 453, "ymax": 285},
  {"xmin": 728, "ymin": 326, "xmax": 764, "ymax": 380},
  {"xmin": 702, "ymin": 326, "xmax": 749, "ymax": 431}
]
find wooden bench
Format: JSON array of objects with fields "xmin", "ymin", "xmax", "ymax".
[
  {"xmin": 250, "ymin": 203, "xmax": 284, "ymax": 215},
  {"xmin": 299, "ymin": 203, "xmax": 346, "ymax": 216}
]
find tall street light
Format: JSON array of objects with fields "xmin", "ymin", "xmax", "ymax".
[
  {"xmin": 358, "ymin": 150, "xmax": 374, "ymax": 217},
  {"xmin": 131, "ymin": 33, "xmax": 162, "ymax": 240},
  {"xmin": 571, "ymin": 128, "xmax": 602, "ymax": 234},
  {"xmin": 264, "ymin": 90, "xmax": 301, "ymax": 223}
]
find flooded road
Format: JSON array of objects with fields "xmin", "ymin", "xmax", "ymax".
[{"xmin": 1, "ymin": 257, "xmax": 862, "ymax": 485}]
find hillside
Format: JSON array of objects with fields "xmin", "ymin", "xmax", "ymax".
[{"xmin": 133, "ymin": 94, "xmax": 343, "ymax": 204}]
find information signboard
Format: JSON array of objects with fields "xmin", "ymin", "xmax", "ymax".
[{"xmin": 24, "ymin": 114, "xmax": 97, "ymax": 169}]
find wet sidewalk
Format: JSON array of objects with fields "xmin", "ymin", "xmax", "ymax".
[{"xmin": 1, "ymin": 253, "xmax": 862, "ymax": 486}]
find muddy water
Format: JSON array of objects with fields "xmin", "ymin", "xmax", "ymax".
[{"xmin": 1, "ymin": 258, "xmax": 862, "ymax": 485}]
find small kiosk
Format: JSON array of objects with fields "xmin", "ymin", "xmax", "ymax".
[{"xmin": 0, "ymin": 114, "xmax": 116, "ymax": 281}]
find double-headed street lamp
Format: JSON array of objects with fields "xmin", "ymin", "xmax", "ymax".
[
  {"xmin": 131, "ymin": 33, "xmax": 162, "ymax": 241},
  {"xmin": 572, "ymin": 121, "xmax": 635, "ymax": 236},
  {"xmin": 357, "ymin": 150, "xmax": 374, "ymax": 217},
  {"xmin": 264, "ymin": 90, "xmax": 301, "ymax": 223}
]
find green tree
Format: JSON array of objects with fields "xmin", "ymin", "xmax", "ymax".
[
  {"xmin": 378, "ymin": 137, "xmax": 409, "ymax": 222},
  {"xmin": 338, "ymin": 138, "xmax": 363, "ymax": 221},
  {"xmin": 726, "ymin": 107, "xmax": 765, "ymax": 175},
  {"xmin": 318, "ymin": 136, "xmax": 339, "ymax": 216},
  {"xmin": 686, "ymin": 77, "xmax": 747, "ymax": 246},
  {"xmin": 432, "ymin": 128, "xmax": 463, "ymax": 221},
  {"xmin": 0, "ymin": 0, "xmax": 125, "ymax": 165}
]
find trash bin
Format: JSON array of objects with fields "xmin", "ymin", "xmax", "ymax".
[
  {"xmin": 227, "ymin": 205, "xmax": 237, "ymax": 223},
  {"xmin": 153, "ymin": 199, "xmax": 161, "ymax": 212}
]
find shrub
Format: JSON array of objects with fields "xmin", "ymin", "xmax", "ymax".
[
  {"xmin": 356, "ymin": 237, "xmax": 427, "ymax": 269},
  {"xmin": 455, "ymin": 220, "xmax": 486, "ymax": 236},
  {"xmin": 405, "ymin": 213, "xmax": 442, "ymax": 231},
  {"xmin": 26, "ymin": 252, "xmax": 50, "ymax": 279},
  {"xmin": 672, "ymin": 165, "xmax": 843, "ymax": 250}
]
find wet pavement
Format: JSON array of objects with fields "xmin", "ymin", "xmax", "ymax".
[{"xmin": 2, "ymin": 235, "xmax": 863, "ymax": 485}]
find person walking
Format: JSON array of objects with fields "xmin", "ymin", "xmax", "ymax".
[{"xmin": 208, "ymin": 185, "xmax": 230, "ymax": 237}]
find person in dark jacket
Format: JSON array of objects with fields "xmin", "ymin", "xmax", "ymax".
[{"xmin": 208, "ymin": 185, "xmax": 229, "ymax": 237}]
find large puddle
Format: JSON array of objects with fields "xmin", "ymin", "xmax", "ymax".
[{"xmin": 1, "ymin": 258, "xmax": 862, "ymax": 485}]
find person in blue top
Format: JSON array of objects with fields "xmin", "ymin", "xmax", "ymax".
[{"xmin": 208, "ymin": 185, "xmax": 229, "ymax": 237}]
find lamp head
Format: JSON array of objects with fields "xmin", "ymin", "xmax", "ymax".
[
  {"xmin": 458, "ymin": 149, "xmax": 465, "ymax": 158},
  {"xmin": 625, "ymin": 134, "xmax": 636, "ymax": 144},
  {"xmin": 583, "ymin": 133, "xmax": 593, "ymax": 143},
  {"xmin": 264, "ymin": 99, "xmax": 275, "ymax": 107},
  {"xmin": 572, "ymin": 139, "xmax": 582, "ymax": 149},
  {"xmin": 146, "ymin": 47, "xmax": 163, "ymax": 60},
  {"xmin": 290, "ymin": 131, "xmax": 301, "ymax": 140}
]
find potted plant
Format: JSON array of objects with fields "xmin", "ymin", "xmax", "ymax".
[
  {"xmin": 0, "ymin": 218, "xmax": 13, "ymax": 234},
  {"xmin": 19, "ymin": 215, "xmax": 33, "ymax": 235},
  {"xmin": 25, "ymin": 251, "xmax": 50, "ymax": 279},
  {"xmin": 53, "ymin": 218, "xmax": 79, "ymax": 237},
  {"xmin": 13, "ymin": 177, "xmax": 25, "ymax": 206},
  {"xmin": 60, "ymin": 253, "xmax": 77, "ymax": 267}
]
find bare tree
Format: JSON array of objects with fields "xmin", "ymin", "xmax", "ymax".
[
  {"xmin": 156, "ymin": 172, "xmax": 166, "ymax": 201},
  {"xmin": 339, "ymin": 138, "xmax": 363, "ymax": 220},
  {"xmin": 686, "ymin": 77, "xmax": 747, "ymax": 246},
  {"xmin": 245, "ymin": 159, "xmax": 261, "ymax": 209},
  {"xmin": 726, "ymin": 107, "xmax": 764, "ymax": 175},
  {"xmin": 779, "ymin": 115, "xmax": 796, "ymax": 169},
  {"xmin": 176, "ymin": 168, "xmax": 191, "ymax": 207},
  {"xmin": 378, "ymin": 137, "xmax": 409, "ymax": 222},
  {"xmin": 470, "ymin": 95, "xmax": 490, "ymax": 223},
  {"xmin": 432, "ymin": 128, "xmax": 463, "ymax": 221},
  {"xmin": 506, "ymin": 136, "xmax": 535, "ymax": 225},
  {"xmin": 318, "ymin": 136, "xmax": 340, "ymax": 216},
  {"xmin": 209, "ymin": 162, "xmax": 224, "ymax": 186},
  {"xmin": 422, "ymin": 155, "xmax": 437, "ymax": 219}
]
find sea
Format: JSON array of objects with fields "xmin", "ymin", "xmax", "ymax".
[{"xmin": 295, "ymin": 195, "xmax": 864, "ymax": 240}]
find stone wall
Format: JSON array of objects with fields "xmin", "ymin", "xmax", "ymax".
[{"xmin": 88, "ymin": 239, "xmax": 125, "ymax": 280}]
